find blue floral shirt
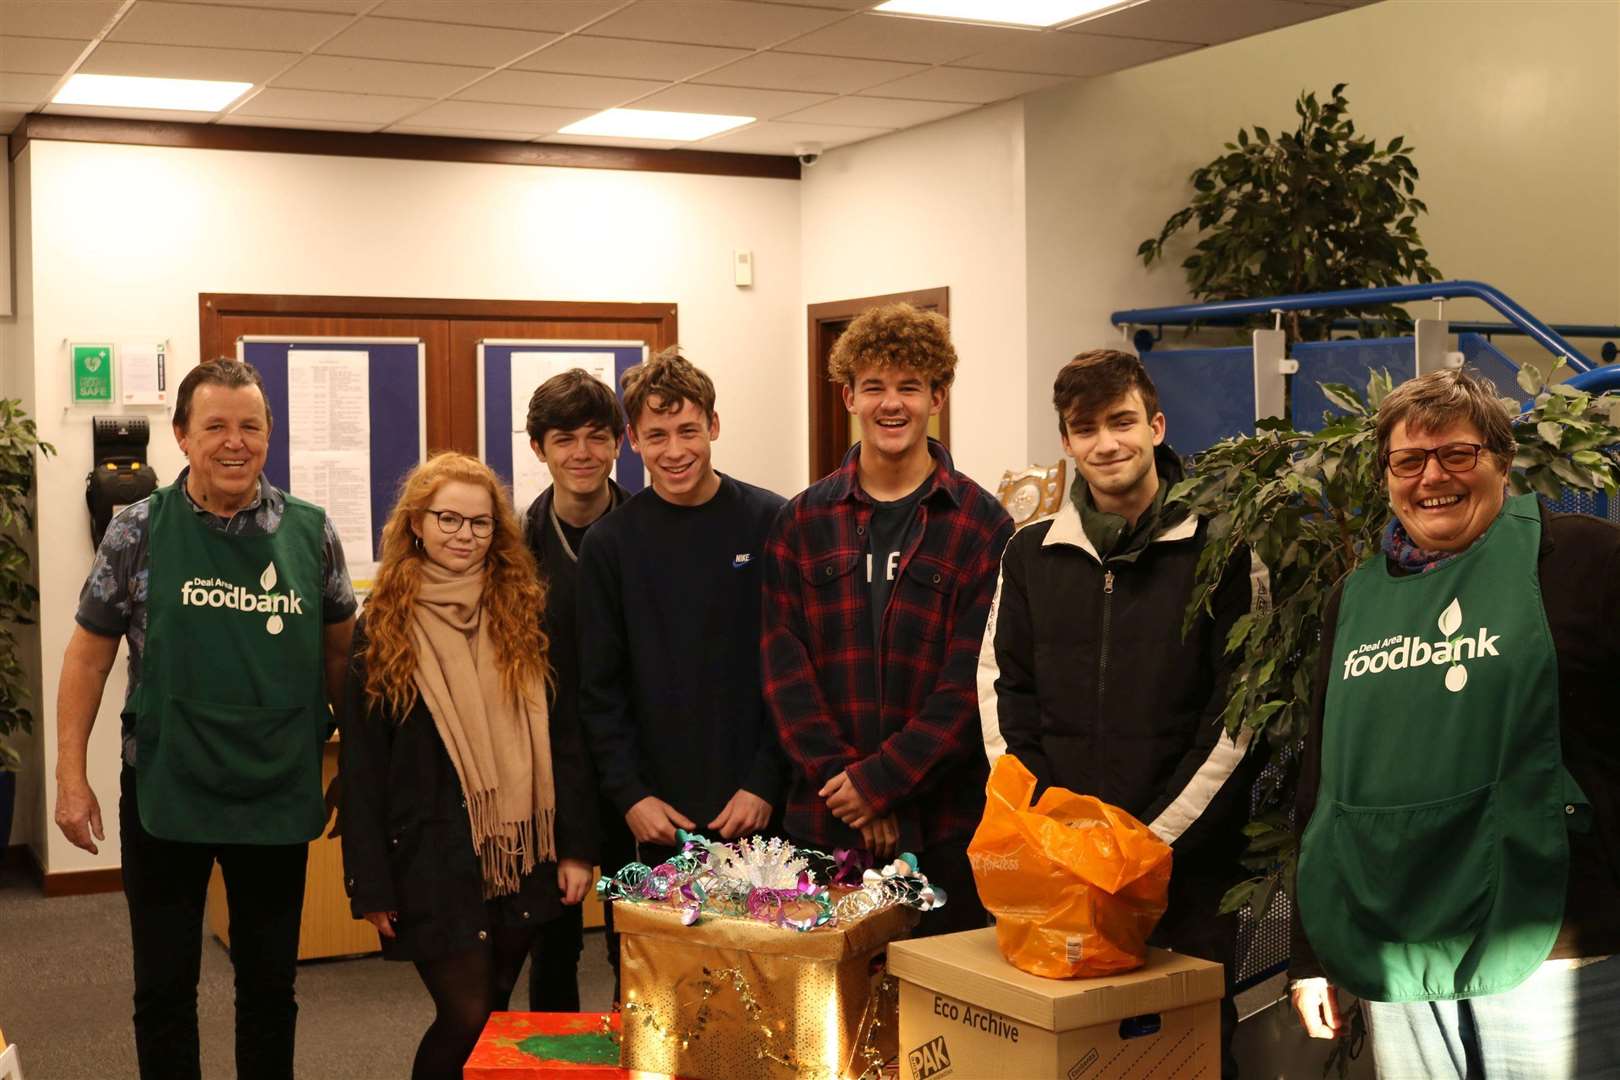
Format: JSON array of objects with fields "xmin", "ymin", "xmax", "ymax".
[{"xmin": 75, "ymin": 467, "xmax": 358, "ymax": 766}]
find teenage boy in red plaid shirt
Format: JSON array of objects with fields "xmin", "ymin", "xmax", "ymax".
[{"xmin": 761, "ymin": 303, "xmax": 1013, "ymax": 936}]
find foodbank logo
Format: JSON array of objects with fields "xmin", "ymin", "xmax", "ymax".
[
  {"xmin": 1341, "ymin": 597, "xmax": 1499, "ymax": 693},
  {"xmin": 180, "ymin": 562, "xmax": 304, "ymax": 635}
]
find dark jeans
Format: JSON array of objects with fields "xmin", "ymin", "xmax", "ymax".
[
  {"xmin": 910, "ymin": 839, "xmax": 989, "ymax": 939},
  {"xmin": 1148, "ymin": 870, "xmax": 1242, "ymax": 1080},
  {"xmin": 120, "ymin": 766, "xmax": 309, "ymax": 1080}
]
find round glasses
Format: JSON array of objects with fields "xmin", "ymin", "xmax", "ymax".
[
  {"xmin": 1382, "ymin": 442, "xmax": 1488, "ymax": 478},
  {"xmin": 425, "ymin": 508, "xmax": 494, "ymax": 538}
]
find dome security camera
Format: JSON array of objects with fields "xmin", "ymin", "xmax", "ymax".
[{"xmin": 795, "ymin": 142, "xmax": 823, "ymax": 167}]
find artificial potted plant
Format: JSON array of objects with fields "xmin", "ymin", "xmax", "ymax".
[
  {"xmin": 0, "ymin": 398, "xmax": 55, "ymax": 860},
  {"xmin": 1139, "ymin": 84, "xmax": 1441, "ymax": 341}
]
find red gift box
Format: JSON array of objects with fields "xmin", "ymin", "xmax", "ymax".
[{"xmin": 464, "ymin": 1012, "xmax": 634, "ymax": 1079}]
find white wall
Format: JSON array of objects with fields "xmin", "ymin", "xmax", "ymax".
[
  {"xmin": 802, "ymin": 100, "xmax": 1029, "ymax": 490},
  {"xmin": 1023, "ymin": 0, "xmax": 1620, "ymax": 453},
  {"xmin": 19, "ymin": 139, "xmax": 802, "ymax": 873}
]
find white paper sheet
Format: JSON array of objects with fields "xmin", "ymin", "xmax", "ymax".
[
  {"xmin": 288, "ymin": 350, "xmax": 374, "ymax": 580},
  {"xmin": 120, "ymin": 342, "xmax": 167, "ymax": 405},
  {"xmin": 507, "ymin": 351, "xmax": 617, "ymax": 510}
]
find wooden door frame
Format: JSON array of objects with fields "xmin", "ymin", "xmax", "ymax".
[
  {"xmin": 200, "ymin": 294, "xmax": 677, "ymax": 363},
  {"xmin": 806, "ymin": 286, "xmax": 949, "ymax": 484}
]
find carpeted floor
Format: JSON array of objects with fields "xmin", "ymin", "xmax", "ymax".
[{"xmin": 0, "ymin": 856, "xmax": 615, "ymax": 1080}]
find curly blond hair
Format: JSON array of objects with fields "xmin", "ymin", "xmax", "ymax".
[
  {"xmin": 827, "ymin": 303, "xmax": 957, "ymax": 389},
  {"xmin": 362, "ymin": 452, "xmax": 551, "ymax": 717}
]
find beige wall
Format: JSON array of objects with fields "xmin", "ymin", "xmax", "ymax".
[
  {"xmin": 1023, "ymin": 0, "xmax": 1620, "ymax": 459},
  {"xmin": 802, "ymin": 100, "xmax": 1029, "ymax": 489},
  {"xmin": 18, "ymin": 139, "xmax": 803, "ymax": 872}
]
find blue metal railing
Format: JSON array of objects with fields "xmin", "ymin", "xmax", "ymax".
[{"xmin": 1112, "ymin": 280, "xmax": 1596, "ymax": 372}]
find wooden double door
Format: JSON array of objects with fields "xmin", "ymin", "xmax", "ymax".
[{"xmin": 199, "ymin": 294, "xmax": 678, "ymax": 456}]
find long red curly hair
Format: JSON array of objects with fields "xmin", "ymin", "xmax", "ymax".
[{"xmin": 362, "ymin": 452, "xmax": 550, "ymax": 717}]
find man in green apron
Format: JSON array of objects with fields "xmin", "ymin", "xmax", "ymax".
[{"xmin": 54, "ymin": 358, "xmax": 357, "ymax": 1080}]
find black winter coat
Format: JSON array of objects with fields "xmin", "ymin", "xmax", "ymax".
[
  {"xmin": 338, "ymin": 617, "xmax": 598, "ymax": 962},
  {"xmin": 980, "ymin": 480, "xmax": 1261, "ymax": 876}
]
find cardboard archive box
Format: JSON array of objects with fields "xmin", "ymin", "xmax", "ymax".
[
  {"xmin": 888, "ymin": 929, "xmax": 1223, "ymax": 1080},
  {"xmin": 613, "ymin": 900, "xmax": 916, "ymax": 1080}
]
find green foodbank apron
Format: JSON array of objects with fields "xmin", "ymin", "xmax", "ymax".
[
  {"xmin": 1297, "ymin": 494, "xmax": 1589, "ymax": 1002},
  {"xmin": 131, "ymin": 483, "xmax": 329, "ymax": 845}
]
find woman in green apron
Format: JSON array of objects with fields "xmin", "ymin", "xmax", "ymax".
[
  {"xmin": 1289, "ymin": 369, "xmax": 1620, "ymax": 1078},
  {"xmin": 339, "ymin": 454, "xmax": 596, "ymax": 1080}
]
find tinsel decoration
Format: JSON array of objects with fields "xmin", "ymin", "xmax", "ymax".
[{"xmin": 596, "ymin": 830, "xmax": 945, "ymax": 931}]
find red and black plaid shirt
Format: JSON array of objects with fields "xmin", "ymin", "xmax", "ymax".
[{"xmin": 761, "ymin": 441, "xmax": 1013, "ymax": 851}]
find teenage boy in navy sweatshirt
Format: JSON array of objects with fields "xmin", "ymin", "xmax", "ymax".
[
  {"xmin": 520, "ymin": 369, "xmax": 628, "ymax": 1010},
  {"xmin": 761, "ymin": 303, "xmax": 1013, "ymax": 937},
  {"xmin": 578, "ymin": 349, "xmax": 789, "ymax": 871}
]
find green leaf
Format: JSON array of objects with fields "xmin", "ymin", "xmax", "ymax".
[{"xmin": 1536, "ymin": 421, "xmax": 1565, "ymax": 449}]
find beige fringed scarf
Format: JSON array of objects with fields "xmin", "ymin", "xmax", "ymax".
[{"xmin": 410, "ymin": 561, "xmax": 555, "ymax": 897}]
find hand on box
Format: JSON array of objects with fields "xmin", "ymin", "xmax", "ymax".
[
  {"xmin": 708, "ymin": 788, "xmax": 772, "ymax": 839},
  {"xmin": 1290, "ymin": 978, "xmax": 1341, "ymax": 1039},
  {"xmin": 819, "ymin": 770, "xmax": 879, "ymax": 829},
  {"xmin": 625, "ymin": 796, "xmax": 696, "ymax": 845},
  {"xmin": 558, "ymin": 858, "xmax": 594, "ymax": 905}
]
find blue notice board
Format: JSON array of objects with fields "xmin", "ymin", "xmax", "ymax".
[
  {"xmin": 240, "ymin": 337, "xmax": 425, "ymax": 567},
  {"xmin": 478, "ymin": 339, "xmax": 648, "ymax": 501},
  {"xmin": 1142, "ymin": 346, "xmax": 1256, "ymax": 457}
]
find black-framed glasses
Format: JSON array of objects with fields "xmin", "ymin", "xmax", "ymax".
[
  {"xmin": 1382, "ymin": 442, "xmax": 1488, "ymax": 478},
  {"xmin": 425, "ymin": 509, "xmax": 494, "ymax": 538}
]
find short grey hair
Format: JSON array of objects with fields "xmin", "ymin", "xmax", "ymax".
[{"xmin": 1375, "ymin": 368, "xmax": 1515, "ymax": 472}]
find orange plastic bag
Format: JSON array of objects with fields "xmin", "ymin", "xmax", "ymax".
[{"xmin": 968, "ymin": 754, "xmax": 1173, "ymax": 978}]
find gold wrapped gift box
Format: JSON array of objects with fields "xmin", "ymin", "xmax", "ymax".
[{"xmin": 615, "ymin": 900, "xmax": 918, "ymax": 1080}]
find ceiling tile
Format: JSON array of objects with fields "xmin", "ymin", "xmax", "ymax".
[
  {"xmin": 1074, "ymin": 0, "xmax": 1322, "ymax": 45},
  {"xmin": 777, "ymin": 13, "xmax": 1033, "ymax": 64},
  {"xmin": 513, "ymin": 36, "xmax": 747, "ymax": 81},
  {"xmin": 869, "ymin": 65, "xmax": 1068, "ymax": 104},
  {"xmin": 109, "ymin": 1, "xmax": 355, "ymax": 52},
  {"xmin": 535, "ymin": 132, "xmax": 681, "ymax": 151},
  {"xmin": 0, "ymin": 36, "xmax": 89, "ymax": 75},
  {"xmin": 780, "ymin": 93, "xmax": 971, "ymax": 127},
  {"xmin": 747, "ymin": 0, "xmax": 872, "ymax": 7},
  {"xmin": 697, "ymin": 51, "xmax": 922, "ymax": 94},
  {"xmin": 274, "ymin": 54, "xmax": 484, "ymax": 97},
  {"xmin": 385, "ymin": 124, "xmax": 527, "ymax": 140},
  {"xmin": 318, "ymin": 17, "xmax": 554, "ymax": 68},
  {"xmin": 0, "ymin": 71, "xmax": 56, "ymax": 101},
  {"xmin": 454, "ymin": 69, "xmax": 665, "ymax": 109},
  {"xmin": 80, "ymin": 41, "xmax": 298, "ymax": 82},
  {"xmin": 696, "ymin": 118, "xmax": 887, "ymax": 153},
  {"xmin": 0, "ymin": 1, "xmax": 122, "ymax": 39},
  {"xmin": 373, "ymin": 0, "xmax": 623, "ymax": 33},
  {"xmin": 43, "ymin": 101, "xmax": 227, "ymax": 122},
  {"xmin": 634, "ymin": 82, "xmax": 832, "ymax": 120},
  {"xmin": 398, "ymin": 99, "xmax": 591, "ymax": 135},
  {"xmin": 587, "ymin": 0, "xmax": 846, "ymax": 50},
  {"xmin": 959, "ymin": 31, "xmax": 1192, "ymax": 76},
  {"xmin": 231, "ymin": 86, "xmax": 429, "ymax": 123},
  {"xmin": 226, "ymin": 115, "xmax": 382, "ymax": 131},
  {"xmin": 160, "ymin": 0, "xmax": 372, "ymax": 11}
]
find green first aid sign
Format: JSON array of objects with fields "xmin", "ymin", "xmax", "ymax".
[{"xmin": 72, "ymin": 345, "xmax": 114, "ymax": 403}]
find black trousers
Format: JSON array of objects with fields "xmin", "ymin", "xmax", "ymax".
[
  {"xmin": 527, "ymin": 805, "xmax": 636, "ymax": 1011},
  {"xmin": 909, "ymin": 839, "xmax": 989, "ymax": 939},
  {"xmin": 1148, "ymin": 870, "xmax": 1242, "ymax": 1080},
  {"xmin": 120, "ymin": 766, "xmax": 309, "ymax": 1080}
]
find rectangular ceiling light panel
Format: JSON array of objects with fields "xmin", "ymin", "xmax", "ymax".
[
  {"xmin": 873, "ymin": 0, "xmax": 1145, "ymax": 28},
  {"xmin": 54, "ymin": 73, "xmax": 252, "ymax": 112},
  {"xmin": 560, "ymin": 108, "xmax": 753, "ymax": 141}
]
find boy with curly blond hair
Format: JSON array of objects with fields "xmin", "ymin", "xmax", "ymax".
[{"xmin": 761, "ymin": 303, "xmax": 1012, "ymax": 936}]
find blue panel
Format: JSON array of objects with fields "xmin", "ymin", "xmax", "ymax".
[
  {"xmin": 244, "ymin": 340, "xmax": 422, "ymax": 563},
  {"xmin": 1457, "ymin": 333, "xmax": 1528, "ymax": 409},
  {"xmin": 1142, "ymin": 347, "xmax": 1255, "ymax": 456},
  {"xmin": 480, "ymin": 343, "xmax": 646, "ymax": 498},
  {"xmin": 1291, "ymin": 338, "xmax": 1416, "ymax": 432}
]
